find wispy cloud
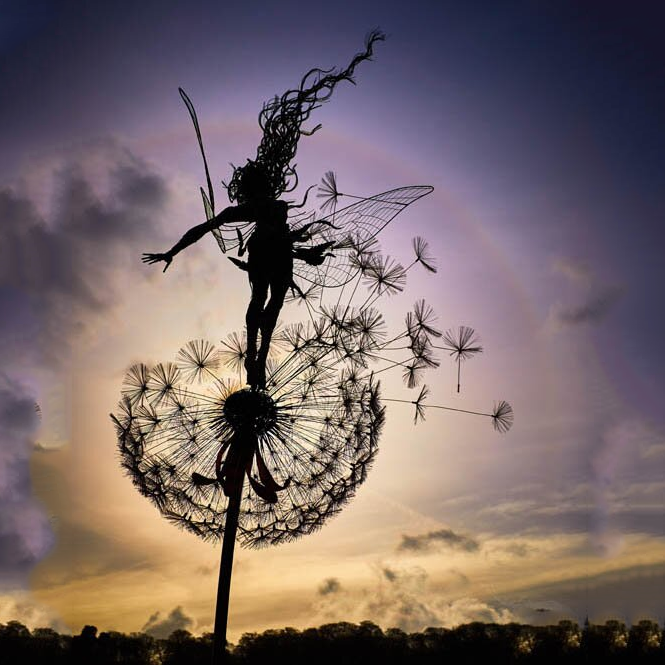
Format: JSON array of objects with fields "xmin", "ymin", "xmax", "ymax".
[
  {"xmin": 554, "ymin": 286, "xmax": 623, "ymax": 325},
  {"xmin": 0, "ymin": 145, "xmax": 168, "ymax": 370},
  {"xmin": 499, "ymin": 542, "xmax": 532, "ymax": 558},
  {"xmin": 549, "ymin": 257, "xmax": 623, "ymax": 327},
  {"xmin": 0, "ymin": 144, "xmax": 169, "ymax": 595},
  {"xmin": 318, "ymin": 577, "xmax": 342, "ymax": 596},
  {"xmin": 313, "ymin": 565, "xmax": 516, "ymax": 632},
  {"xmin": 142, "ymin": 606, "xmax": 194, "ymax": 638},
  {"xmin": 397, "ymin": 528, "xmax": 480, "ymax": 554},
  {"xmin": 0, "ymin": 592, "xmax": 66, "ymax": 631},
  {"xmin": 515, "ymin": 562, "xmax": 665, "ymax": 624},
  {"xmin": 0, "ymin": 375, "xmax": 53, "ymax": 589},
  {"xmin": 552, "ymin": 257, "xmax": 593, "ymax": 284}
]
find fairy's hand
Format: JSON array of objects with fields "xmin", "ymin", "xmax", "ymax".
[{"xmin": 142, "ymin": 252, "xmax": 173, "ymax": 272}]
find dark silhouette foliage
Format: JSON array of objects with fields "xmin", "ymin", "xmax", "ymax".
[{"xmin": 1, "ymin": 618, "xmax": 663, "ymax": 664}]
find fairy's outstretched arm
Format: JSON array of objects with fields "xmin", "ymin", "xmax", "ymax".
[{"xmin": 142, "ymin": 205, "xmax": 247, "ymax": 272}]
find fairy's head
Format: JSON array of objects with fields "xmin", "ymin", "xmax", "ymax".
[{"xmin": 226, "ymin": 160, "xmax": 275, "ymax": 204}]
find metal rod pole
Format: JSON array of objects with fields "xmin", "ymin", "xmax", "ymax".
[{"xmin": 212, "ymin": 475, "xmax": 244, "ymax": 665}]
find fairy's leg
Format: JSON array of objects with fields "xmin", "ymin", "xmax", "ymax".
[
  {"xmin": 245, "ymin": 277, "xmax": 268, "ymax": 386},
  {"xmin": 255, "ymin": 279, "xmax": 289, "ymax": 388}
]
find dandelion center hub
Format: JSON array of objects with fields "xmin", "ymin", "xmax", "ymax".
[{"xmin": 223, "ymin": 389, "xmax": 277, "ymax": 435}]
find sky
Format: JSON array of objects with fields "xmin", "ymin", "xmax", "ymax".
[{"xmin": 1, "ymin": 0, "xmax": 664, "ymax": 641}]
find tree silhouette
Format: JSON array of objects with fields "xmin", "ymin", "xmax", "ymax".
[{"xmin": 4, "ymin": 619, "xmax": 665, "ymax": 663}]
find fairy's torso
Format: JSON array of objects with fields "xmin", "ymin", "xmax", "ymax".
[{"xmin": 242, "ymin": 199, "xmax": 293, "ymax": 276}]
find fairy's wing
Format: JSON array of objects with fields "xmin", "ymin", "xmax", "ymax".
[
  {"xmin": 210, "ymin": 221, "xmax": 255, "ymax": 254},
  {"xmin": 290, "ymin": 185, "xmax": 433, "ymax": 288},
  {"xmin": 179, "ymin": 87, "xmax": 256, "ymax": 254}
]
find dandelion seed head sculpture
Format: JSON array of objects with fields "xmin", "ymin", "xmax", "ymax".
[{"xmin": 113, "ymin": 319, "xmax": 386, "ymax": 548}]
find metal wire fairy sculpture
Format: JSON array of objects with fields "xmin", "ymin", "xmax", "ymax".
[
  {"xmin": 142, "ymin": 31, "xmax": 407, "ymax": 389},
  {"xmin": 116, "ymin": 30, "xmax": 513, "ymax": 664}
]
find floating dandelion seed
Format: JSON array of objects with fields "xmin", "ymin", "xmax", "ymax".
[
  {"xmin": 410, "ymin": 334, "xmax": 440, "ymax": 369},
  {"xmin": 439, "ymin": 325, "xmax": 483, "ymax": 392},
  {"xmin": 349, "ymin": 236, "xmax": 381, "ymax": 273},
  {"xmin": 402, "ymin": 359, "xmax": 426, "ymax": 389},
  {"xmin": 412, "ymin": 236, "xmax": 437, "ymax": 273},
  {"xmin": 383, "ymin": 394, "xmax": 514, "ymax": 433},
  {"xmin": 317, "ymin": 171, "xmax": 341, "ymax": 213},
  {"xmin": 350, "ymin": 307, "xmax": 387, "ymax": 349},
  {"xmin": 411, "ymin": 299, "xmax": 443, "ymax": 339},
  {"xmin": 363, "ymin": 255, "xmax": 407, "ymax": 296},
  {"xmin": 413, "ymin": 385, "xmax": 429, "ymax": 424},
  {"xmin": 492, "ymin": 400, "xmax": 514, "ymax": 433}
]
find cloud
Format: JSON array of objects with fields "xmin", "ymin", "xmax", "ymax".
[
  {"xmin": 589, "ymin": 419, "xmax": 658, "ymax": 556},
  {"xmin": 0, "ymin": 375, "xmax": 54, "ymax": 589},
  {"xmin": 552, "ymin": 257, "xmax": 592, "ymax": 284},
  {"xmin": 313, "ymin": 566, "xmax": 517, "ymax": 633},
  {"xmin": 318, "ymin": 577, "xmax": 342, "ymax": 596},
  {"xmin": 517, "ymin": 562, "xmax": 665, "ymax": 625},
  {"xmin": 0, "ymin": 144, "xmax": 169, "ymax": 592},
  {"xmin": 554, "ymin": 286, "xmax": 623, "ymax": 325},
  {"xmin": 397, "ymin": 528, "xmax": 480, "ymax": 554},
  {"xmin": 549, "ymin": 256, "xmax": 623, "ymax": 327},
  {"xmin": 382, "ymin": 567, "xmax": 398, "ymax": 582},
  {"xmin": 0, "ymin": 592, "xmax": 67, "ymax": 631},
  {"xmin": 31, "ymin": 518, "xmax": 157, "ymax": 588},
  {"xmin": 0, "ymin": 147, "xmax": 168, "ymax": 370},
  {"xmin": 142, "ymin": 606, "xmax": 194, "ymax": 638},
  {"xmin": 500, "ymin": 542, "xmax": 531, "ymax": 558}
]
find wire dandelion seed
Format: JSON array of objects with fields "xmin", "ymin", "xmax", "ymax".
[
  {"xmin": 177, "ymin": 339, "xmax": 218, "ymax": 383},
  {"xmin": 128, "ymin": 29, "xmax": 514, "ymax": 665},
  {"xmin": 317, "ymin": 170, "xmax": 341, "ymax": 213},
  {"xmin": 411, "ymin": 236, "xmax": 437, "ymax": 273},
  {"xmin": 412, "ymin": 385, "xmax": 429, "ymax": 424},
  {"xmin": 382, "ymin": 391, "xmax": 515, "ymax": 434},
  {"xmin": 491, "ymin": 400, "xmax": 514, "ymax": 434},
  {"xmin": 217, "ymin": 331, "xmax": 248, "ymax": 374},
  {"xmin": 438, "ymin": 325, "xmax": 483, "ymax": 392}
]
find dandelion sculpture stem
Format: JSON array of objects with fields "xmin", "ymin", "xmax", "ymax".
[
  {"xmin": 213, "ymin": 476, "xmax": 243, "ymax": 664},
  {"xmin": 207, "ymin": 389, "xmax": 287, "ymax": 662}
]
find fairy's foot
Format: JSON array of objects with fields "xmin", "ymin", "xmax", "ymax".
[
  {"xmin": 246, "ymin": 364, "xmax": 266, "ymax": 390},
  {"xmin": 254, "ymin": 364, "xmax": 266, "ymax": 390}
]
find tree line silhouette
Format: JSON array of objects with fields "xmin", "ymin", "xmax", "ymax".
[{"xmin": 1, "ymin": 618, "xmax": 662, "ymax": 664}]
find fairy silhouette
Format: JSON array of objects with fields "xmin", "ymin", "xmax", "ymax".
[{"xmin": 143, "ymin": 30, "xmax": 432, "ymax": 389}]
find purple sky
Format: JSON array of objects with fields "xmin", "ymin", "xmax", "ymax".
[{"xmin": 1, "ymin": 1, "xmax": 664, "ymax": 637}]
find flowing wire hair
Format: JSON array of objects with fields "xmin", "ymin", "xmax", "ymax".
[{"xmin": 226, "ymin": 29, "xmax": 385, "ymax": 203}]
